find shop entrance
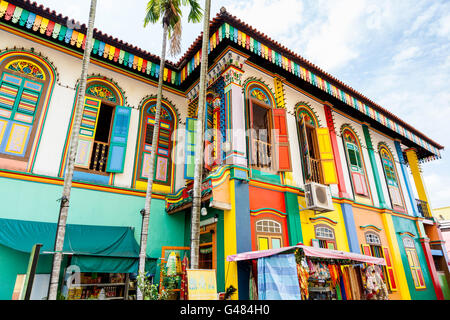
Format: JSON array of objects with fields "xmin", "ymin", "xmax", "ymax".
[{"xmin": 199, "ymin": 223, "xmax": 217, "ymax": 270}]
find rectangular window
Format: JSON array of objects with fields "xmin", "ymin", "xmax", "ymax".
[
  {"xmin": 299, "ymin": 121, "xmax": 323, "ymax": 184},
  {"xmin": 258, "ymin": 237, "xmax": 269, "ymax": 251},
  {"xmin": 250, "ymin": 102, "xmax": 272, "ymax": 170},
  {"xmin": 405, "ymin": 248, "xmax": 426, "ymax": 289}
]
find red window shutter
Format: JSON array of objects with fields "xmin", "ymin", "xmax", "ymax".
[
  {"xmin": 382, "ymin": 247, "xmax": 398, "ymax": 291},
  {"xmin": 417, "ymin": 269, "xmax": 425, "ymax": 288},
  {"xmin": 272, "ymin": 108, "xmax": 292, "ymax": 172},
  {"xmin": 352, "ymin": 172, "xmax": 368, "ymax": 196},
  {"xmin": 361, "ymin": 244, "xmax": 372, "ymax": 256}
]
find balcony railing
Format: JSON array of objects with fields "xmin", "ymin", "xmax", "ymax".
[
  {"xmin": 89, "ymin": 141, "xmax": 109, "ymax": 173},
  {"xmin": 252, "ymin": 139, "xmax": 272, "ymax": 169},
  {"xmin": 416, "ymin": 199, "xmax": 433, "ymax": 219},
  {"xmin": 308, "ymin": 158, "xmax": 323, "ymax": 184}
]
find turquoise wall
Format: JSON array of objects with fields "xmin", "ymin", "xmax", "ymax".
[
  {"xmin": 0, "ymin": 176, "xmax": 186, "ymax": 298},
  {"xmin": 0, "ymin": 244, "xmax": 63, "ymax": 300},
  {"xmin": 392, "ymin": 215, "xmax": 437, "ymax": 300}
]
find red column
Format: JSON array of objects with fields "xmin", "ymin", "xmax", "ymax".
[
  {"xmin": 324, "ymin": 104, "xmax": 351, "ymax": 199},
  {"xmin": 420, "ymin": 238, "xmax": 444, "ymax": 300}
]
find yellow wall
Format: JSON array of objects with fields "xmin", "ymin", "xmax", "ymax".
[
  {"xmin": 223, "ymin": 179, "xmax": 239, "ymax": 300},
  {"xmin": 135, "ymin": 180, "xmax": 171, "ymax": 194},
  {"xmin": 298, "ymin": 196, "xmax": 350, "ymax": 252},
  {"xmin": 435, "ymin": 207, "xmax": 450, "ymax": 221}
]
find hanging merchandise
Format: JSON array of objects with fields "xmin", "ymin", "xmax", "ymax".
[
  {"xmin": 180, "ymin": 254, "xmax": 189, "ymax": 300},
  {"xmin": 296, "ymin": 262, "xmax": 309, "ymax": 300},
  {"xmin": 364, "ymin": 265, "xmax": 389, "ymax": 300},
  {"xmin": 166, "ymin": 251, "xmax": 177, "ymax": 276},
  {"xmin": 328, "ymin": 264, "xmax": 339, "ymax": 287}
]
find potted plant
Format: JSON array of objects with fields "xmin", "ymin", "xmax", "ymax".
[{"xmin": 137, "ymin": 272, "xmax": 169, "ymax": 300}]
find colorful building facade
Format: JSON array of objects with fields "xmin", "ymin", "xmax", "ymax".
[{"xmin": 0, "ymin": 0, "xmax": 448, "ymax": 300}]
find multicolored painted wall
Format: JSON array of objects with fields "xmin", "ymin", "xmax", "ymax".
[{"xmin": 0, "ymin": 0, "xmax": 447, "ymax": 301}]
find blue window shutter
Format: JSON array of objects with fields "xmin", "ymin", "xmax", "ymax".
[
  {"xmin": 106, "ymin": 105, "xmax": 131, "ymax": 173},
  {"xmin": 184, "ymin": 118, "xmax": 197, "ymax": 180}
]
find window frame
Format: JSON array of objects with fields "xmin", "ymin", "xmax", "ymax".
[
  {"xmin": 296, "ymin": 108, "xmax": 323, "ymax": 184},
  {"xmin": 314, "ymin": 224, "xmax": 337, "ymax": 250},
  {"xmin": 342, "ymin": 128, "xmax": 371, "ymax": 198},
  {"xmin": 402, "ymin": 236, "xmax": 427, "ymax": 290},
  {"xmin": 254, "ymin": 217, "xmax": 286, "ymax": 251},
  {"xmin": 74, "ymin": 97, "xmax": 116, "ymax": 176},
  {"xmin": 0, "ymin": 57, "xmax": 51, "ymax": 164},
  {"xmin": 379, "ymin": 146, "xmax": 405, "ymax": 211},
  {"xmin": 136, "ymin": 102, "xmax": 175, "ymax": 187},
  {"xmin": 247, "ymin": 94, "xmax": 275, "ymax": 172}
]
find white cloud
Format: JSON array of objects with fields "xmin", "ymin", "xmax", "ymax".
[
  {"xmin": 391, "ymin": 46, "xmax": 421, "ymax": 66},
  {"xmin": 424, "ymin": 172, "xmax": 450, "ymax": 209},
  {"xmin": 224, "ymin": 0, "xmax": 304, "ymax": 40}
]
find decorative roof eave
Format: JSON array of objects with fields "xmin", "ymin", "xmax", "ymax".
[
  {"xmin": 173, "ymin": 9, "xmax": 444, "ymax": 161},
  {"xmin": 1, "ymin": 0, "xmax": 182, "ymax": 86},
  {"xmin": 0, "ymin": 0, "xmax": 443, "ymax": 160}
]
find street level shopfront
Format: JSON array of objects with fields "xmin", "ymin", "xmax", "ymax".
[
  {"xmin": 228, "ymin": 244, "xmax": 388, "ymax": 300},
  {"xmin": 0, "ymin": 218, "xmax": 155, "ymax": 300}
]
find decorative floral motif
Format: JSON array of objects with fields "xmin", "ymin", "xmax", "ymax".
[
  {"xmin": 250, "ymin": 88, "xmax": 270, "ymax": 105},
  {"xmin": 343, "ymin": 130, "xmax": 358, "ymax": 144},
  {"xmin": 7, "ymin": 60, "xmax": 45, "ymax": 80},
  {"xmin": 149, "ymin": 105, "xmax": 172, "ymax": 120},
  {"xmin": 86, "ymin": 85, "xmax": 117, "ymax": 102},
  {"xmin": 298, "ymin": 110, "xmax": 315, "ymax": 127}
]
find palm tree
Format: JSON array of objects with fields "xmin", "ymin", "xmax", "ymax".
[
  {"xmin": 139, "ymin": 0, "xmax": 202, "ymax": 300},
  {"xmin": 190, "ymin": 0, "xmax": 211, "ymax": 270},
  {"xmin": 48, "ymin": 0, "xmax": 98, "ymax": 300}
]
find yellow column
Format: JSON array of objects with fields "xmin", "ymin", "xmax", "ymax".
[
  {"xmin": 223, "ymin": 179, "xmax": 239, "ymax": 299},
  {"xmin": 405, "ymin": 148, "xmax": 433, "ymax": 216},
  {"xmin": 381, "ymin": 211, "xmax": 412, "ymax": 300}
]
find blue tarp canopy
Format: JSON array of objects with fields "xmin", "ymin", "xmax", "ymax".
[{"xmin": 0, "ymin": 218, "xmax": 155, "ymax": 274}]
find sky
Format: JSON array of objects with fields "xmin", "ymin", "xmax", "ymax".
[{"xmin": 31, "ymin": 0, "xmax": 450, "ymax": 209}]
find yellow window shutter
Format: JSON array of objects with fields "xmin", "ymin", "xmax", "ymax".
[
  {"xmin": 75, "ymin": 97, "xmax": 102, "ymax": 168},
  {"xmin": 315, "ymin": 127, "xmax": 338, "ymax": 185}
]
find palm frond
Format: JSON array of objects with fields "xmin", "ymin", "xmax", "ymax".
[
  {"xmin": 143, "ymin": 0, "xmax": 162, "ymax": 26},
  {"xmin": 169, "ymin": 18, "xmax": 182, "ymax": 57},
  {"xmin": 143, "ymin": 0, "xmax": 203, "ymax": 57},
  {"xmin": 182, "ymin": 0, "xmax": 203, "ymax": 23}
]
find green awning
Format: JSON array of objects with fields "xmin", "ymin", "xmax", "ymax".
[{"xmin": 0, "ymin": 218, "xmax": 156, "ymax": 274}]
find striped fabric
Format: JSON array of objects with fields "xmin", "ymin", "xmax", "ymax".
[{"xmin": 257, "ymin": 254, "xmax": 301, "ymax": 300}]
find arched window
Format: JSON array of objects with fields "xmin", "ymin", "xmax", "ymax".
[
  {"xmin": 402, "ymin": 236, "xmax": 426, "ymax": 289},
  {"xmin": 255, "ymin": 218, "xmax": 283, "ymax": 250},
  {"xmin": 136, "ymin": 100, "xmax": 176, "ymax": 188},
  {"xmin": 71, "ymin": 79, "xmax": 130, "ymax": 183},
  {"xmin": 379, "ymin": 145, "xmax": 405, "ymax": 210},
  {"xmin": 246, "ymin": 82, "xmax": 291, "ymax": 172},
  {"xmin": 365, "ymin": 232, "xmax": 382, "ymax": 246},
  {"xmin": 362, "ymin": 231, "xmax": 392, "ymax": 293},
  {"xmin": 314, "ymin": 224, "xmax": 337, "ymax": 250},
  {"xmin": 342, "ymin": 128, "xmax": 370, "ymax": 198},
  {"xmin": 0, "ymin": 54, "xmax": 54, "ymax": 171}
]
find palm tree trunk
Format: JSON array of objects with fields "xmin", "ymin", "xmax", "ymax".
[
  {"xmin": 137, "ymin": 20, "xmax": 169, "ymax": 301},
  {"xmin": 47, "ymin": 0, "xmax": 97, "ymax": 301},
  {"xmin": 190, "ymin": 0, "xmax": 211, "ymax": 270}
]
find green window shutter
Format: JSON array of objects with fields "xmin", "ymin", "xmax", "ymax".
[
  {"xmin": 184, "ymin": 117, "xmax": 197, "ymax": 180},
  {"xmin": 106, "ymin": 105, "xmax": 131, "ymax": 173}
]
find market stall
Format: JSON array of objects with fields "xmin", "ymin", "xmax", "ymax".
[
  {"xmin": 0, "ymin": 218, "xmax": 156, "ymax": 300},
  {"xmin": 227, "ymin": 244, "xmax": 389, "ymax": 300}
]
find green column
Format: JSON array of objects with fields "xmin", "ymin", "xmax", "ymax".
[
  {"xmin": 362, "ymin": 124, "xmax": 387, "ymax": 208},
  {"xmin": 285, "ymin": 192, "xmax": 303, "ymax": 245}
]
